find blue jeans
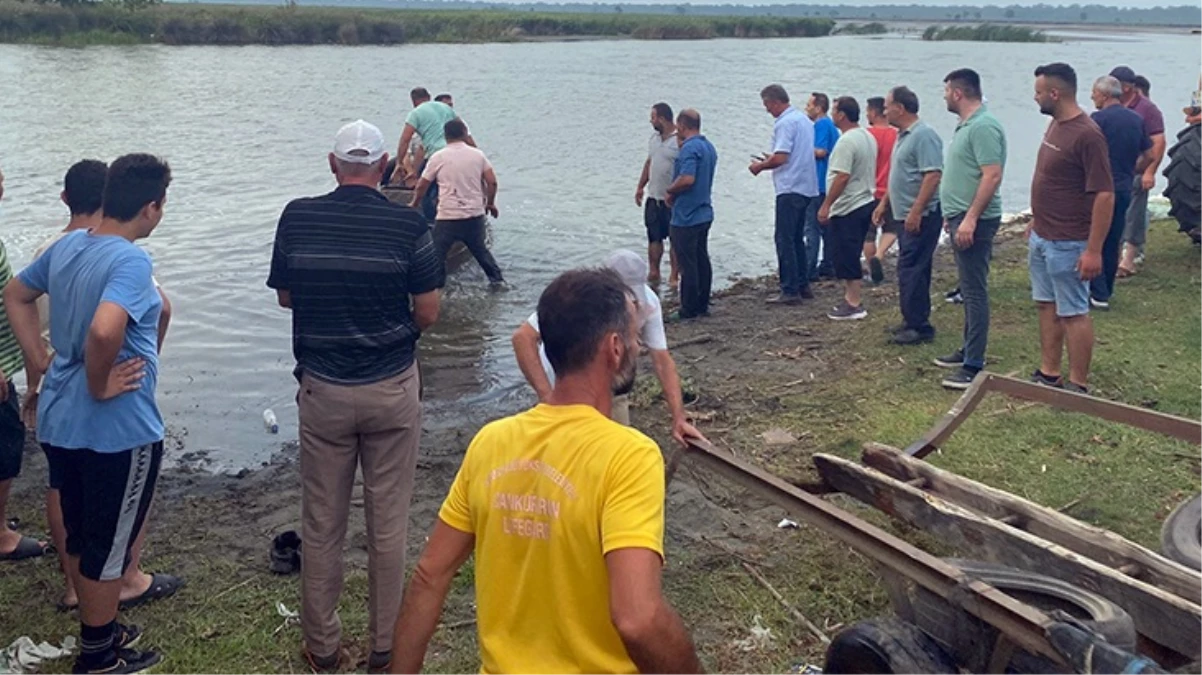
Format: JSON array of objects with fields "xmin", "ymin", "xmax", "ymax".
[
  {"xmin": 775, "ymin": 193, "xmax": 812, "ymax": 295},
  {"xmin": 803, "ymin": 195, "xmax": 823, "ymax": 281},
  {"xmin": 897, "ymin": 208, "xmax": 942, "ymax": 334},
  {"xmin": 1090, "ymin": 190, "xmax": 1133, "ymax": 303},
  {"xmin": 1029, "ymin": 231, "xmax": 1089, "ymax": 317},
  {"xmin": 949, "ymin": 214, "xmax": 1001, "ymax": 370}
]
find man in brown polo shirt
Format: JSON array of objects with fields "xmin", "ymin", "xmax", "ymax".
[{"xmin": 1027, "ymin": 63, "xmax": 1115, "ymax": 394}]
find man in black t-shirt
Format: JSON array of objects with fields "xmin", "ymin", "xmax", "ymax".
[{"xmin": 267, "ymin": 119, "xmax": 443, "ymax": 673}]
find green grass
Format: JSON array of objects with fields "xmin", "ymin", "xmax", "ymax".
[
  {"xmin": 0, "ymin": 1, "xmax": 834, "ymax": 45},
  {"xmin": 0, "ymin": 223, "xmax": 1196, "ymax": 673},
  {"xmin": 922, "ymin": 23, "xmax": 1053, "ymax": 41}
]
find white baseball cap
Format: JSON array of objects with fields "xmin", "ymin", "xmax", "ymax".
[
  {"xmin": 606, "ymin": 249, "xmax": 649, "ymax": 291},
  {"xmin": 333, "ymin": 119, "xmax": 386, "ymax": 164}
]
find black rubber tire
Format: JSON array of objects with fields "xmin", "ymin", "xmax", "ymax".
[
  {"xmin": 1161, "ymin": 493, "xmax": 1202, "ymax": 571},
  {"xmin": 823, "ymin": 617, "xmax": 958, "ymax": 674},
  {"xmin": 908, "ymin": 558, "xmax": 1136, "ymax": 674},
  {"xmin": 1163, "ymin": 124, "xmax": 1202, "ymax": 233}
]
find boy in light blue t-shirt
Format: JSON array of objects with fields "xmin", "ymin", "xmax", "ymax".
[{"xmin": 5, "ymin": 154, "xmax": 172, "ymax": 675}]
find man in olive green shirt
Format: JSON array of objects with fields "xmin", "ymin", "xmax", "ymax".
[{"xmin": 935, "ymin": 68, "xmax": 1006, "ymax": 390}]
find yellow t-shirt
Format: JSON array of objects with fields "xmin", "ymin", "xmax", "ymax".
[{"xmin": 439, "ymin": 403, "xmax": 666, "ymax": 674}]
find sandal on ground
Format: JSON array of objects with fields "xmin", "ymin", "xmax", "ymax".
[
  {"xmin": 118, "ymin": 572, "xmax": 185, "ymax": 610},
  {"xmin": 0, "ymin": 536, "xmax": 47, "ymax": 561},
  {"xmin": 56, "ymin": 597, "xmax": 78, "ymax": 613},
  {"xmin": 1116, "ymin": 266, "xmax": 1137, "ymax": 279}
]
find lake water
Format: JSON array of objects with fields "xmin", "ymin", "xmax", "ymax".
[{"xmin": 0, "ymin": 32, "xmax": 1196, "ymax": 469}]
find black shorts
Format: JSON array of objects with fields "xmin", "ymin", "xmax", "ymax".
[
  {"xmin": 45, "ymin": 442, "xmax": 162, "ymax": 581},
  {"xmin": 0, "ymin": 381, "xmax": 24, "ymax": 482},
  {"xmin": 831, "ymin": 201, "xmax": 875, "ymax": 280},
  {"xmin": 865, "ymin": 198, "xmax": 901, "ymax": 241},
  {"xmin": 644, "ymin": 198, "xmax": 672, "ymax": 243}
]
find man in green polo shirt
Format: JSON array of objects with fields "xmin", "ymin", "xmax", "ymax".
[
  {"xmin": 392, "ymin": 87, "xmax": 477, "ymax": 220},
  {"xmin": 935, "ymin": 68, "xmax": 1007, "ymax": 390}
]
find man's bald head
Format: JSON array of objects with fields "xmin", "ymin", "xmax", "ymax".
[{"xmin": 677, "ymin": 109, "xmax": 701, "ymax": 131}]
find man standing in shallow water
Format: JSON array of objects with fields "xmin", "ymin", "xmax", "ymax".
[
  {"xmin": 636, "ymin": 102, "xmax": 680, "ymax": 287},
  {"xmin": 391, "ymin": 267, "xmax": 702, "ymax": 675}
]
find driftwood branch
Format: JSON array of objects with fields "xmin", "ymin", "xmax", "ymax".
[{"xmin": 740, "ymin": 562, "xmax": 830, "ymax": 645}]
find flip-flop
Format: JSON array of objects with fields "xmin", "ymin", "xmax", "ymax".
[
  {"xmin": 56, "ymin": 598, "xmax": 78, "ymax": 613},
  {"xmin": 1116, "ymin": 266, "xmax": 1137, "ymax": 279},
  {"xmin": 0, "ymin": 536, "xmax": 47, "ymax": 561},
  {"xmin": 118, "ymin": 572, "xmax": 185, "ymax": 610}
]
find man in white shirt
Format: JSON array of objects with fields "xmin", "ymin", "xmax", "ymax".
[
  {"xmin": 512, "ymin": 250, "xmax": 704, "ymax": 447},
  {"xmin": 635, "ymin": 103, "xmax": 680, "ymax": 287},
  {"xmin": 409, "ymin": 119, "xmax": 502, "ymax": 286}
]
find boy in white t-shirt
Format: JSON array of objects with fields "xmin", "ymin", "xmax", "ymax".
[{"xmin": 512, "ymin": 250, "xmax": 704, "ymax": 447}]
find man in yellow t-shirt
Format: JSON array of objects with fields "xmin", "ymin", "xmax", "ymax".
[{"xmin": 390, "ymin": 268, "xmax": 701, "ymax": 674}]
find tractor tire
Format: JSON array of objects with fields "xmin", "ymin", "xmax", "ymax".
[
  {"xmin": 909, "ymin": 558, "xmax": 1136, "ymax": 673},
  {"xmin": 1161, "ymin": 493, "xmax": 1202, "ymax": 571},
  {"xmin": 823, "ymin": 617, "xmax": 958, "ymax": 674},
  {"xmin": 1162, "ymin": 123, "xmax": 1201, "ymax": 236}
]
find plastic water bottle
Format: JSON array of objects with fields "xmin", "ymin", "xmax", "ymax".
[{"xmin": 263, "ymin": 409, "xmax": 279, "ymax": 434}]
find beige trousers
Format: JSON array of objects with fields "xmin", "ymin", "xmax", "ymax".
[{"xmin": 298, "ymin": 364, "xmax": 421, "ymax": 657}]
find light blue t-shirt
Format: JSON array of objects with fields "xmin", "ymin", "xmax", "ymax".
[
  {"xmin": 814, "ymin": 115, "xmax": 840, "ymax": 194},
  {"xmin": 771, "ymin": 106, "xmax": 818, "ymax": 198},
  {"xmin": 19, "ymin": 230, "xmax": 163, "ymax": 453},
  {"xmin": 405, "ymin": 101, "xmax": 458, "ymax": 155},
  {"xmin": 888, "ymin": 120, "xmax": 945, "ymax": 221}
]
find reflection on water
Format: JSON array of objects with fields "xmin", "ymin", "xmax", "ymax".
[{"xmin": 0, "ymin": 34, "xmax": 1195, "ymax": 469}]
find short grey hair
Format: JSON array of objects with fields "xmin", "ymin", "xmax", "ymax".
[{"xmin": 1093, "ymin": 76, "xmax": 1122, "ymax": 99}]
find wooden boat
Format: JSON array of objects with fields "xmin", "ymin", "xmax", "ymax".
[{"xmin": 379, "ymin": 184, "xmax": 494, "ymax": 271}]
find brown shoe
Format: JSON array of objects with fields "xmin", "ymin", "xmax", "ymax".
[{"xmin": 303, "ymin": 647, "xmax": 342, "ymax": 673}]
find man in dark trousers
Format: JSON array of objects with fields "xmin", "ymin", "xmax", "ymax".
[
  {"xmin": 665, "ymin": 109, "xmax": 718, "ymax": 321},
  {"xmin": 1088, "ymin": 75, "xmax": 1153, "ymax": 310},
  {"xmin": 873, "ymin": 86, "xmax": 944, "ymax": 345}
]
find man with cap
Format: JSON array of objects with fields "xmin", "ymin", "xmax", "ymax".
[
  {"xmin": 512, "ymin": 250, "xmax": 704, "ymax": 447},
  {"xmin": 409, "ymin": 119, "xmax": 504, "ymax": 287},
  {"xmin": 1109, "ymin": 66, "xmax": 1166, "ymax": 276},
  {"xmin": 268, "ymin": 119, "xmax": 444, "ymax": 672}
]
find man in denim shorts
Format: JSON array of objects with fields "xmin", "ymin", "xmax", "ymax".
[{"xmin": 1028, "ymin": 63, "xmax": 1115, "ymax": 394}]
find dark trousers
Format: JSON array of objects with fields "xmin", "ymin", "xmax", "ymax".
[
  {"xmin": 416, "ymin": 159, "xmax": 439, "ymax": 221},
  {"xmin": 1091, "ymin": 190, "xmax": 1134, "ymax": 303},
  {"xmin": 803, "ymin": 196, "xmax": 823, "ymax": 281},
  {"xmin": 897, "ymin": 207, "xmax": 942, "ymax": 334},
  {"xmin": 670, "ymin": 222, "xmax": 712, "ymax": 317},
  {"xmin": 433, "ymin": 216, "xmax": 503, "ymax": 282},
  {"xmin": 774, "ymin": 193, "xmax": 812, "ymax": 296},
  {"xmin": 949, "ymin": 214, "xmax": 1001, "ymax": 370}
]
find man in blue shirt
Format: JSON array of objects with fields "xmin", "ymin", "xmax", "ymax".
[
  {"xmin": 1088, "ymin": 75, "xmax": 1153, "ymax": 310},
  {"xmin": 751, "ymin": 84, "xmax": 818, "ymax": 305},
  {"xmin": 806, "ymin": 92, "xmax": 841, "ymax": 280},
  {"xmin": 5, "ymin": 154, "xmax": 171, "ymax": 675},
  {"xmin": 665, "ymin": 109, "xmax": 718, "ymax": 320}
]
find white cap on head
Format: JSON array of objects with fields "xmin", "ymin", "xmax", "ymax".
[
  {"xmin": 605, "ymin": 249, "xmax": 649, "ymax": 292},
  {"xmin": 333, "ymin": 119, "xmax": 386, "ymax": 164}
]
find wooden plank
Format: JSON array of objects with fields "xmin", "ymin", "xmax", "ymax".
[
  {"xmin": 813, "ymin": 453, "xmax": 1201, "ymax": 661},
  {"xmin": 903, "ymin": 369, "xmax": 992, "ymax": 457},
  {"xmin": 903, "ymin": 372, "xmax": 1202, "ymax": 458},
  {"xmin": 677, "ymin": 439, "xmax": 1069, "ymax": 667},
  {"xmin": 863, "ymin": 442, "xmax": 1202, "ymax": 605},
  {"xmin": 986, "ymin": 375, "xmax": 1202, "ymax": 445}
]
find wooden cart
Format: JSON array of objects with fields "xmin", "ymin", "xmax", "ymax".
[{"xmin": 670, "ymin": 372, "xmax": 1202, "ymax": 672}]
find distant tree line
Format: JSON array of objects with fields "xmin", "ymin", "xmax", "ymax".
[{"xmin": 212, "ymin": 0, "xmax": 1202, "ymax": 27}]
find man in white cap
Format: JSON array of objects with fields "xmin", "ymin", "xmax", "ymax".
[
  {"xmin": 512, "ymin": 250, "xmax": 703, "ymax": 446},
  {"xmin": 267, "ymin": 119, "xmax": 444, "ymax": 673}
]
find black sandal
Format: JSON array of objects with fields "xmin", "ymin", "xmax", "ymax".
[
  {"xmin": 119, "ymin": 573, "xmax": 184, "ymax": 610},
  {"xmin": 0, "ymin": 536, "xmax": 48, "ymax": 561}
]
